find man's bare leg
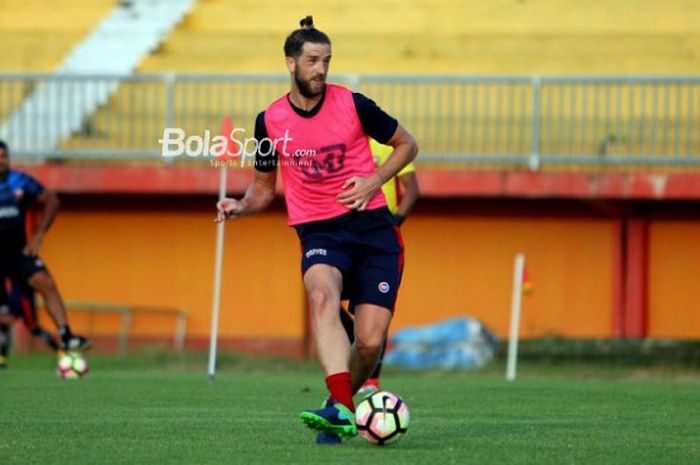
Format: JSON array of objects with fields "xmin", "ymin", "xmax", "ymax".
[
  {"xmin": 303, "ymin": 264, "xmax": 349, "ymax": 376},
  {"xmin": 27, "ymin": 271, "xmax": 90, "ymax": 350},
  {"xmin": 27, "ymin": 271, "xmax": 67, "ymax": 327},
  {"xmin": 299, "ymin": 264, "xmax": 358, "ymax": 438},
  {"xmin": 350, "ymin": 304, "xmax": 392, "ymax": 393}
]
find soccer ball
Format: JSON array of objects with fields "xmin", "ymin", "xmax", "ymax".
[
  {"xmin": 56, "ymin": 351, "xmax": 89, "ymax": 379},
  {"xmin": 355, "ymin": 390, "xmax": 410, "ymax": 445}
]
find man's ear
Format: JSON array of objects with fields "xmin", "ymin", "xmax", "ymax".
[{"xmin": 286, "ymin": 57, "xmax": 296, "ymax": 74}]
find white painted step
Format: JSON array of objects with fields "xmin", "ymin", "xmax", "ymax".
[{"xmin": 1, "ymin": 0, "xmax": 195, "ymax": 155}]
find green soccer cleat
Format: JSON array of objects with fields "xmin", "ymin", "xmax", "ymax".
[
  {"xmin": 315, "ymin": 398, "xmax": 342, "ymax": 445},
  {"xmin": 300, "ymin": 400, "xmax": 357, "ymax": 438}
]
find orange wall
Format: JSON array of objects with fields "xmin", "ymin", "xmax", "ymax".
[
  {"xmin": 41, "ymin": 209, "xmax": 303, "ymax": 340},
  {"xmin": 397, "ymin": 215, "xmax": 615, "ymax": 338},
  {"xmin": 648, "ymin": 221, "xmax": 700, "ymax": 338},
  {"xmin": 40, "ymin": 203, "xmax": 617, "ymax": 341}
]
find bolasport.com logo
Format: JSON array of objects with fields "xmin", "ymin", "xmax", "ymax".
[{"xmin": 157, "ymin": 127, "xmax": 317, "ymax": 168}]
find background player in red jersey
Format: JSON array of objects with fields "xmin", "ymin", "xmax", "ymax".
[{"xmin": 216, "ymin": 17, "xmax": 418, "ymax": 444}]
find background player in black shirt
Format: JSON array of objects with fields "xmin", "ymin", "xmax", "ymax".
[{"xmin": 0, "ymin": 140, "xmax": 90, "ymax": 368}]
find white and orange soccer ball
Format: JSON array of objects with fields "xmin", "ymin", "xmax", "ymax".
[
  {"xmin": 355, "ymin": 390, "xmax": 410, "ymax": 445},
  {"xmin": 56, "ymin": 351, "xmax": 89, "ymax": 379}
]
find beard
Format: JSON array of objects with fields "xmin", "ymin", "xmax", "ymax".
[{"xmin": 294, "ymin": 69, "xmax": 325, "ymax": 99}]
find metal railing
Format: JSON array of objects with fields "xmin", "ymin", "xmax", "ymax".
[
  {"xmin": 1, "ymin": 73, "xmax": 698, "ymax": 166},
  {"xmin": 38, "ymin": 300, "xmax": 188, "ymax": 354}
]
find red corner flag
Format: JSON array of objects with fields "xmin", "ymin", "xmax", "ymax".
[{"xmin": 522, "ymin": 262, "xmax": 533, "ymax": 295}]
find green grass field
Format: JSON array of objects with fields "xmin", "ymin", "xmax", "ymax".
[{"xmin": 2, "ymin": 353, "xmax": 699, "ymax": 465}]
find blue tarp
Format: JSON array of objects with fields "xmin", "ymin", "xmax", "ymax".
[{"xmin": 384, "ymin": 318, "xmax": 498, "ymax": 370}]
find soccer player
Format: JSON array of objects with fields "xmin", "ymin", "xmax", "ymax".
[
  {"xmin": 342, "ymin": 139, "xmax": 420, "ymax": 395},
  {"xmin": 215, "ymin": 16, "xmax": 418, "ymax": 444},
  {"xmin": 0, "ymin": 140, "xmax": 90, "ymax": 368}
]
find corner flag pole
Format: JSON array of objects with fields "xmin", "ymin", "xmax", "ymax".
[
  {"xmin": 208, "ymin": 116, "xmax": 234, "ymax": 382},
  {"xmin": 208, "ymin": 167, "xmax": 227, "ymax": 381},
  {"xmin": 506, "ymin": 253, "xmax": 526, "ymax": 382}
]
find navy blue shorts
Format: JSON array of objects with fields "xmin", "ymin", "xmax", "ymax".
[{"xmin": 295, "ymin": 207, "xmax": 404, "ymax": 312}]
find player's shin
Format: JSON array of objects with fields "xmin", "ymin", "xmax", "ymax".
[
  {"xmin": 313, "ymin": 315, "xmax": 353, "ymax": 409},
  {"xmin": 350, "ymin": 304, "xmax": 392, "ymax": 393},
  {"xmin": 311, "ymin": 301, "xmax": 351, "ymax": 377}
]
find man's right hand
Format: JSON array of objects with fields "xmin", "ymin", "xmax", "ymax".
[{"xmin": 215, "ymin": 198, "xmax": 247, "ymax": 223}]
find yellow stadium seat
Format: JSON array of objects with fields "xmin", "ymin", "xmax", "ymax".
[
  {"xmin": 0, "ymin": 0, "xmax": 114, "ymax": 72},
  {"xmin": 139, "ymin": 0, "xmax": 700, "ymax": 74}
]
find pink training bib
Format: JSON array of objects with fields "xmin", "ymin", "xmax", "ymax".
[{"xmin": 263, "ymin": 84, "xmax": 387, "ymax": 226}]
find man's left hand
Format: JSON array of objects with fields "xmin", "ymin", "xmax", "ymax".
[
  {"xmin": 337, "ymin": 174, "xmax": 383, "ymax": 211},
  {"xmin": 23, "ymin": 232, "xmax": 44, "ymax": 256}
]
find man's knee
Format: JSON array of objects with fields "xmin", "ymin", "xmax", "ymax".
[
  {"xmin": 307, "ymin": 286, "xmax": 337, "ymax": 316},
  {"xmin": 304, "ymin": 265, "xmax": 342, "ymax": 312},
  {"xmin": 28, "ymin": 272, "xmax": 56, "ymax": 293},
  {"xmin": 355, "ymin": 331, "xmax": 384, "ymax": 359}
]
